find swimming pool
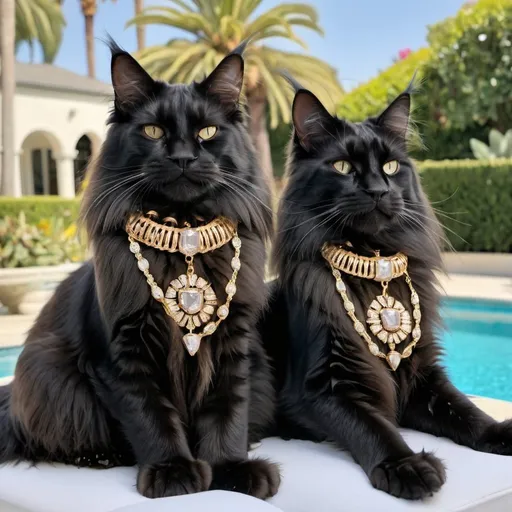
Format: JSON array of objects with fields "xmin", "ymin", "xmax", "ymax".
[
  {"xmin": 441, "ymin": 298, "xmax": 512, "ymax": 402},
  {"xmin": 1, "ymin": 298, "xmax": 512, "ymax": 400}
]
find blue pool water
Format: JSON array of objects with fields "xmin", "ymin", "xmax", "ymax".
[
  {"xmin": 1, "ymin": 298, "xmax": 512, "ymax": 400},
  {"xmin": 441, "ymin": 298, "xmax": 512, "ymax": 402},
  {"xmin": 0, "ymin": 346, "xmax": 22, "ymax": 380}
]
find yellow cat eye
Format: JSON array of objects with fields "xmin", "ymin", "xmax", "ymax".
[
  {"xmin": 143, "ymin": 125, "xmax": 164, "ymax": 140},
  {"xmin": 198, "ymin": 126, "xmax": 218, "ymax": 141},
  {"xmin": 333, "ymin": 160, "xmax": 352, "ymax": 175},
  {"xmin": 383, "ymin": 160, "xmax": 400, "ymax": 175}
]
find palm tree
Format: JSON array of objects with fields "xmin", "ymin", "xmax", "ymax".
[
  {"xmin": 80, "ymin": 0, "xmax": 116, "ymax": 78},
  {"xmin": 1, "ymin": 0, "xmax": 16, "ymax": 195},
  {"xmin": 15, "ymin": 0, "xmax": 65, "ymax": 63},
  {"xmin": 135, "ymin": 0, "xmax": 144, "ymax": 50},
  {"xmin": 127, "ymin": 0, "xmax": 343, "ymax": 188}
]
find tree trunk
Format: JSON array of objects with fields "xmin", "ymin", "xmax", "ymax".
[
  {"xmin": 0, "ymin": 0, "xmax": 17, "ymax": 195},
  {"xmin": 246, "ymin": 89, "xmax": 275, "ymax": 199},
  {"xmin": 135, "ymin": 0, "xmax": 145, "ymax": 50},
  {"xmin": 85, "ymin": 15, "xmax": 95, "ymax": 78}
]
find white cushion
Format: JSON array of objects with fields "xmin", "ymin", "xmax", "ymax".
[
  {"xmin": 0, "ymin": 464, "xmax": 281, "ymax": 512},
  {"xmin": 2, "ymin": 430, "xmax": 512, "ymax": 511},
  {"xmin": 255, "ymin": 432, "xmax": 512, "ymax": 512}
]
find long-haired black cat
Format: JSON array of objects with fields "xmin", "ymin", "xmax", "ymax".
[
  {"xmin": 262, "ymin": 83, "xmax": 512, "ymax": 500},
  {"xmin": 0, "ymin": 43, "xmax": 280, "ymax": 500}
]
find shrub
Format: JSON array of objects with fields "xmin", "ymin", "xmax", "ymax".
[
  {"xmin": 419, "ymin": 159, "xmax": 512, "ymax": 253},
  {"xmin": 337, "ymin": 48, "xmax": 431, "ymax": 122},
  {"xmin": 425, "ymin": 0, "xmax": 512, "ymax": 133},
  {"xmin": 337, "ymin": 0, "xmax": 512, "ymax": 160},
  {"xmin": 0, "ymin": 196, "xmax": 80, "ymax": 226},
  {"xmin": 0, "ymin": 212, "xmax": 87, "ymax": 268}
]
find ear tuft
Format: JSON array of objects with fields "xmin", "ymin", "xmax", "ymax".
[
  {"xmin": 197, "ymin": 53, "xmax": 244, "ymax": 111},
  {"xmin": 110, "ymin": 40, "xmax": 155, "ymax": 113},
  {"xmin": 376, "ymin": 92, "xmax": 411, "ymax": 140},
  {"xmin": 280, "ymin": 70, "xmax": 304, "ymax": 93},
  {"xmin": 292, "ymin": 89, "xmax": 333, "ymax": 151}
]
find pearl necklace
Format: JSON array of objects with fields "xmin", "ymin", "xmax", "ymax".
[
  {"xmin": 127, "ymin": 212, "xmax": 240, "ymax": 356},
  {"xmin": 322, "ymin": 243, "xmax": 421, "ymax": 371}
]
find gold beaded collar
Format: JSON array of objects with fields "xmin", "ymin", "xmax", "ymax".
[
  {"xmin": 126, "ymin": 212, "xmax": 237, "ymax": 254},
  {"xmin": 126, "ymin": 212, "xmax": 241, "ymax": 357},
  {"xmin": 322, "ymin": 242, "xmax": 421, "ymax": 371},
  {"xmin": 321, "ymin": 244, "xmax": 408, "ymax": 281}
]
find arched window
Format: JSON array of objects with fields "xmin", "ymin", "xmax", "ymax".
[
  {"xmin": 20, "ymin": 131, "xmax": 60, "ymax": 195},
  {"xmin": 74, "ymin": 135, "xmax": 92, "ymax": 192}
]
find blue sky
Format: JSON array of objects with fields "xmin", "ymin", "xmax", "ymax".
[{"xmin": 17, "ymin": 0, "xmax": 466, "ymax": 90}]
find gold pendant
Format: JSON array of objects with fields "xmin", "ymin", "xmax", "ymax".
[
  {"xmin": 366, "ymin": 295, "xmax": 412, "ymax": 347},
  {"xmin": 164, "ymin": 273, "xmax": 218, "ymax": 355}
]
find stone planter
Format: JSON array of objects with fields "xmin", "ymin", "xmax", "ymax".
[
  {"xmin": 0, "ymin": 263, "xmax": 81, "ymax": 314},
  {"xmin": 443, "ymin": 252, "xmax": 512, "ymax": 278}
]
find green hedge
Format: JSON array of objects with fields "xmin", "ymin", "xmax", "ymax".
[
  {"xmin": 0, "ymin": 196, "xmax": 80, "ymax": 226},
  {"xmin": 419, "ymin": 159, "xmax": 512, "ymax": 253},
  {"xmin": 337, "ymin": 48, "xmax": 431, "ymax": 122}
]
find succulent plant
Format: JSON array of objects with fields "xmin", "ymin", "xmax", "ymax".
[
  {"xmin": 0, "ymin": 212, "xmax": 86, "ymax": 268},
  {"xmin": 470, "ymin": 129, "xmax": 512, "ymax": 159}
]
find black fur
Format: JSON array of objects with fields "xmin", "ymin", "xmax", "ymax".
[
  {"xmin": 262, "ymin": 85, "xmax": 512, "ymax": 500},
  {"xmin": 0, "ymin": 43, "xmax": 280, "ymax": 500}
]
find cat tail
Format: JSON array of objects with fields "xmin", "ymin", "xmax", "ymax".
[{"xmin": 0, "ymin": 384, "xmax": 23, "ymax": 463}]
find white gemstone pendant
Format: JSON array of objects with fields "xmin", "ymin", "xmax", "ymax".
[
  {"xmin": 375, "ymin": 259, "xmax": 393, "ymax": 281},
  {"xmin": 367, "ymin": 295, "xmax": 412, "ymax": 345},
  {"xmin": 164, "ymin": 273, "xmax": 217, "ymax": 329},
  {"xmin": 179, "ymin": 229, "xmax": 201, "ymax": 256},
  {"xmin": 183, "ymin": 333, "xmax": 201, "ymax": 356},
  {"xmin": 380, "ymin": 308, "xmax": 401, "ymax": 332},
  {"xmin": 386, "ymin": 351, "xmax": 402, "ymax": 371},
  {"xmin": 179, "ymin": 289, "xmax": 203, "ymax": 315}
]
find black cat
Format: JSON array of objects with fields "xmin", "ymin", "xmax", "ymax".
[
  {"xmin": 262, "ymin": 83, "xmax": 512, "ymax": 500},
  {"xmin": 0, "ymin": 43, "xmax": 280, "ymax": 500}
]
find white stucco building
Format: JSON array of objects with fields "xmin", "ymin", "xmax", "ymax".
[{"xmin": 0, "ymin": 62, "xmax": 113, "ymax": 198}]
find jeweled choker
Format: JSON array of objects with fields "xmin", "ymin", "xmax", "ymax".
[
  {"xmin": 322, "ymin": 243, "xmax": 421, "ymax": 371},
  {"xmin": 126, "ymin": 212, "xmax": 240, "ymax": 356}
]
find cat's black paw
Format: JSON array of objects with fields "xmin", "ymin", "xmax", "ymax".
[
  {"xmin": 137, "ymin": 458, "xmax": 212, "ymax": 498},
  {"xmin": 477, "ymin": 420, "xmax": 512, "ymax": 455},
  {"xmin": 370, "ymin": 451, "xmax": 446, "ymax": 500},
  {"xmin": 212, "ymin": 458, "xmax": 281, "ymax": 500}
]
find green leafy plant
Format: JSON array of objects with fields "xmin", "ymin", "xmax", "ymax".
[
  {"xmin": 419, "ymin": 158, "xmax": 512, "ymax": 253},
  {"xmin": 470, "ymin": 129, "xmax": 512, "ymax": 159},
  {"xmin": 336, "ymin": 0, "xmax": 512, "ymax": 160},
  {"xmin": 0, "ymin": 213, "xmax": 87, "ymax": 268},
  {"xmin": 424, "ymin": 0, "xmax": 512, "ymax": 133},
  {"xmin": 337, "ymin": 48, "xmax": 431, "ymax": 122}
]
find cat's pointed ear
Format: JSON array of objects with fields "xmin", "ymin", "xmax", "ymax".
[
  {"xmin": 376, "ymin": 92, "xmax": 411, "ymax": 140},
  {"xmin": 197, "ymin": 48, "xmax": 245, "ymax": 111},
  {"xmin": 292, "ymin": 89, "xmax": 333, "ymax": 151},
  {"xmin": 110, "ymin": 41, "xmax": 155, "ymax": 113}
]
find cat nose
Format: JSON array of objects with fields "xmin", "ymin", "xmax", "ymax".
[
  {"xmin": 367, "ymin": 188, "xmax": 389, "ymax": 202},
  {"xmin": 169, "ymin": 154, "xmax": 198, "ymax": 171}
]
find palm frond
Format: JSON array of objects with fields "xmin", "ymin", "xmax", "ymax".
[
  {"xmin": 238, "ymin": 0, "xmax": 263, "ymax": 21},
  {"xmin": 15, "ymin": 0, "xmax": 65, "ymax": 63},
  {"xmin": 129, "ymin": 0, "xmax": 343, "ymax": 128},
  {"xmin": 128, "ymin": 7, "xmax": 215, "ymax": 38}
]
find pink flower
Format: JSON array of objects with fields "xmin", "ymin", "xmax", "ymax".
[{"xmin": 398, "ymin": 48, "xmax": 412, "ymax": 60}]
